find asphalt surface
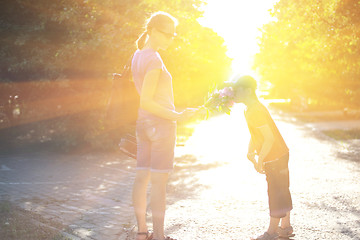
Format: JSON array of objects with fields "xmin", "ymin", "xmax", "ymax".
[{"xmin": 1, "ymin": 106, "xmax": 359, "ymax": 240}]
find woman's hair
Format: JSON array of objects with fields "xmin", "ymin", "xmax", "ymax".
[{"xmin": 136, "ymin": 11, "xmax": 178, "ymax": 49}]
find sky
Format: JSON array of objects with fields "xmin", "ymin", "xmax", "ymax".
[{"xmin": 198, "ymin": 0, "xmax": 279, "ymax": 77}]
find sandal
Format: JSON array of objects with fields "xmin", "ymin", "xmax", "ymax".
[
  {"xmin": 251, "ymin": 232, "xmax": 279, "ymax": 240},
  {"xmin": 278, "ymin": 226, "xmax": 295, "ymax": 238},
  {"xmin": 136, "ymin": 231, "xmax": 153, "ymax": 240}
]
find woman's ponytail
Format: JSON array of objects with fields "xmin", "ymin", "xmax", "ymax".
[
  {"xmin": 136, "ymin": 12, "xmax": 177, "ymax": 50},
  {"xmin": 136, "ymin": 31, "xmax": 148, "ymax": 50}
]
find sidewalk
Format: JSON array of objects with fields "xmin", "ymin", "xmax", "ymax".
[
  {"xmin": 1, "ymin": 105, "xmax": 360, "ymax": 240},
  {"xmin": 0, "ymin": 152, "xmax": 137, "ymax": 239}
]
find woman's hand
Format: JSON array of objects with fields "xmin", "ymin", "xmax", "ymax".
[
  {"xmin": 195, "ymin": 106, "xmax": 208, "ymax": 119},
  {"xmin": 176, "ymin": 108, "xmax": 198, "ymax": 121}
]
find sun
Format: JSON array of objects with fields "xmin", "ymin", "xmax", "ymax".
[{"xmin": 198, "ymin": 0, "xmax": 279, "ymax": 76}]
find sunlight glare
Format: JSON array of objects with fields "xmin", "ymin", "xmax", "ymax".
[
  {"xmin": 177, "ymin": 104, "xmax": 268, "ymax": 199},
  {"xmin": 184, "ymin": 104, "xmax": 249, "ymax": 162},
  {"xmin": 199, "ymin": 0, "xmax": 279, "ymax": 76}
]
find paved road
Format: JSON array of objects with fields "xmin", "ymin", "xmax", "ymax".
[
  {"xmin": 0, "ymin": 152, "xmax": 137, "ymax": 239},
  {"xmin": 1, "ymin": 105, "xmax": 359, "ymax": 240}
]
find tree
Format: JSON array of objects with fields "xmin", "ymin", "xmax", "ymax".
[
  {"xmin": 0, "ymin": 0, "xmax": 232, "ymax": 150},
  {"xmin": 254, "ymin": 0, "xmax": 360, "ymax": 108}
]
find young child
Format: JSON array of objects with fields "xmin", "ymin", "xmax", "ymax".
[{"xmin": 228, "ymin": 75, "xmax": 294, "ymax": 240}]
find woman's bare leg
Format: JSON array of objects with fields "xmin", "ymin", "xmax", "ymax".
[
  {"xmin": 133, "ymin": 170, "xmax": 151, "ymax": 239},
  {"xmin": 151, "ymin": 172, "xmax": 169, "ymax": 240}
]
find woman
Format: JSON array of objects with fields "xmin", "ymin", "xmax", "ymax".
[{"xmin": 131, "ymin": 11, "xmax": 196, "ymax": 240}]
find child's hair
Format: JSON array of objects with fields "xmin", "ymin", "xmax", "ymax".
[
  {"xmin": 136, "ymin": 11, "xmax": 178, "ymax": 49},
  {"xmin": 229, "ymin": 75, "xmax": 257, "ymax": 94}
]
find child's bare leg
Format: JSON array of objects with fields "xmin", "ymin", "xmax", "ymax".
[
  {"xmin": 278, "ymin": 211, "xmax": 294, "ymax": 238},
  {"xmin": 267, "ymin": 216, "xmax": 280, "ymax": 234},
  {"xmin": 280, "ymin": 211, "xmax": 291, "ymax": 228}
]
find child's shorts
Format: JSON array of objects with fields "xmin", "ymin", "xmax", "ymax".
[
  {"xmin": 265, "ymin": 153, "xmax": 293, "ymax": 218},
  {"xmin": 136, "ymin": 118, "xmax": 176, "ymax": 173}
]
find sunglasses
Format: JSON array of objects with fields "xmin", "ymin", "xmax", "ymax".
[{"xmin": 157, "ymin": 29, "xmax": 177, "ymax": 38}]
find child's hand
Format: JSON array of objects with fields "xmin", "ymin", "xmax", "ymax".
[
  {"xmin": 247, "ymin": 152, "xmax": 256, "ymax": 164},
  {"xmin": 247, "ymin": 152, "xmax": 264, "ymax": 174},
  {"xmin": 255, "ymin": 161, "xmax": 265, "ymax": 174}
]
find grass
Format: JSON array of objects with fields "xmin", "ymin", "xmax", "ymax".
[
  {"xmin": 322, "ymin": 129, "xmax": 360, "ymax": 141},
  {"xmin": 269, "ymin": 101, "xmax": 360, "ymax": 123},
  {"xmin": 293, "ymin": 113, "xmax": 360, "ymax": 123},
  {"xmin": 0, "ymin": 201, "xmax": 71, "ymax": 240}
]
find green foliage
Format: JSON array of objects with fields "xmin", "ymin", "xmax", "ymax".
[
  {"xmin": 254, "ymin": 0, "xmax": 360, "ymax": 108},
  {"xmin": 1, "ymin": 0, "xmax": 142, "ymax": 80},
  {"xmin": 0, "ymin": 0, "xmax": 231, "ymax": 151},
  {"xmin": 166, "ymin": 23, "xmax": 232, "ymax": 106}
]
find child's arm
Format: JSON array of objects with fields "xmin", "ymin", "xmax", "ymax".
[
  {"xmin": 248, "ymin": 139, "xmax": 262, "ymax": 172},
  {"xmin": 257, "ymin": 124, "xmax": 275, "ymax": 173},
  {"xmin": 247, "ymin": 138, "xmax": 257, "ymax": 164}
]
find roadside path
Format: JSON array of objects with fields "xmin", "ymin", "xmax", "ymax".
[
  {"xmin": 305, "ymin": 120, "xmax": 360, "ymax": 131},
  {"xmin": 0, "ymin": 105, "xmax": 359, "ymax": 240}
]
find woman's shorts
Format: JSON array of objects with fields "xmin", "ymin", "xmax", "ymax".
[
  {"xmin": 136, "ymin": 118, "xmax": 176, "ymax": 173},
  {"xmin": 265, "ymin": 153, "xmax": 293, "ymax": 218}
]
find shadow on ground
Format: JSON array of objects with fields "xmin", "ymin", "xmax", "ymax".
[
  {"xmin": 167, "ymin": 154, "xmax": 226, "ymax": 204},
  {"xmin": 304, "ymin": 194, "xmax": 360, "ymax": 240}
]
